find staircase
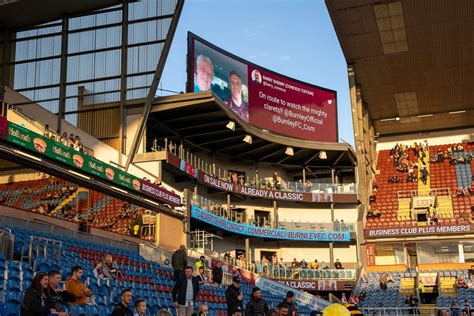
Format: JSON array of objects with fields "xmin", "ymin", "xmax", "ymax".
[
  {"xmin": 50, "ymin": 189, "xmax": 84, "ymax": 215},
  {"xmin": 418, "ymin": 151, "xmax": 431, "ymax": 196},
  {"xmin": 436, "ymin": 195, "xmax": 453, "ymax": 219},
  {"xmin": 397, "ymin": 198, "xmax": 412, "ymax": 220}
]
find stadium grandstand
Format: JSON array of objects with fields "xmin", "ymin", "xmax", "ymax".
[
  {"xmin": 1, "ymin": 0, "xmax": 472, "ymax": 315},
  {"xmin": 326, "ymin": 0, "xmax": 474, "ymax": 314},
  {"xmin": 0, "ymin": 0, "xmax": 360, "ymax": 315}
]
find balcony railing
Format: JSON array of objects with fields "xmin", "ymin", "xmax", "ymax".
[
  {"xmin": 191, "ymin": 194, "xmax": 356, "ymax": 232},
  {"xmin": 154, "ymin": 139, "xmax": 357, "ymax": 194},
  {"xmin": 215, "ymin": 254, "xmax": 357, "ymax": 280}
]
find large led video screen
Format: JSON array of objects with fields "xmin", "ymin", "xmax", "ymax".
[{"xmin": 187, "ymin": 32, "xmax": 338, "ymax": 142}]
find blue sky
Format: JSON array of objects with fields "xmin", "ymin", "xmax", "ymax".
[{"xmin": 160, "ymin": 0, "xmax": 354, "ymax": 145}]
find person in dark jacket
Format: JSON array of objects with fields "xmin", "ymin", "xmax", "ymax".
[
  {"xmin": 172, "ymin": 266, "xmax": 200, "ymax": 316},
  {"xmin": 212, "ymin": 261, "xmax": 223, "ymax": 285},
  {"xmin": 172, "ymin": 245, "xmax": 188, "ymax": 281},
  {"xmin": 225, "ymin": 276, "xmax": 244, "ymax": 316},
  {"xmin": 111, "ymin": 288, "xmax": 134, "ymax": 316},
  {"xmin": 245, "ymin": 287, "xmax": 269, "ymax": 316},
  {"xmin": 21, "ymin": 272, "xmax": 55, "ymax": 316},
  {"xmin": 47, "ymin": 270, "xmax": 75, "ymax": 313},
  {"xmin": 281, "ymin": 291, "xmax": 298, "ymax": 316}
]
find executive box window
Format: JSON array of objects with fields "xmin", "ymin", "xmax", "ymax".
[
  {"xmin": 374, "ymin": 243, "xmax": 405, "ymax": 265},
  {"xmin": 416, "ymin": 242, "xmax": 459, "ymax": 264}
]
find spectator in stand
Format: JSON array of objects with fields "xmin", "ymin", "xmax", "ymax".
[
  {"xmin": 334, "ymin": 259, "xmax": 343, "ymax": 269},
  {"xmin": 457, "ymin": 276, "xmax": 467, "ymax": 288},
  {"xmin": 281, "ymin": 291, "xmax": 298, "ymax": 316},
  {"xmin": 226, "ymin": 276, "xmax": 244, "ymax": 316},
  {"xmin": 111, "ymin": 288, "xmax": 133, "ymax": 316},
  {"xmin": 172, "ymin": 245, "xmax": 188, "ymax": 281},
  {"xmin": 197, "ymin": 305, "xmax": 209, "ymax": 316},
  {"xmin": 96, "ymin": 254, "xmax": 124, "ymax": 281},
  {"xmin": 65, "ymin": 265, "xmax": 93, "ymax": 305},
  {"xmin": 300, "ymin": 259, "xmax": 308, "ymax": 269},
  {"xmin": 133, "ymin": 299, "xmax": 147, "ymax": 316},
  {"xmin": 196, "ymin": 266, "xmax": 209, "ymax": 285},
  {"xmin": 451, "ymin": 301, "xmax": 460, "ymax": 316},
  {"xmin": 277, "ymin": 303, "xmax": 290, "ymax": 316},
  {"xmin": 21, "ymin": 272, "xmax": 58, "ymax": 316},
  {"xmin": 405, "ymin": 295, "xmax": 419, "ymax": 315},
  {"xmin": 154, "ymin": 178, "xmax": 162, "ymax": 186},
  {"xmin": 246, "ymin": 287, "xmax": 269, "ymax": 316},
  {"xmin": 157, "ymin": 309, "xmax": 172, "ymax": 316},
  {"xmin": 420, "ymin": 166, "xmax": 430, "ymax": 185},
  {"xmin": 47, "ymin": 270, "xmax": 75, "ymax": 313},
  {"xmin": 194, "ymin": 255, "xmax": 208, "ymax": 271},
  {"xmin": 311, "ymin": 259, "xmax": 319, "ymax": 270},
  {"xmin": 266, "ymin": 308, "xmax": 279, "ymax": 316},
  {"xmin": 341, "ymin": 293, "xmax": 347, "ymax": 304},
  {"xmin": 462, "ymin": 299, "xmax": 471, "ymax": 315},
  {"xmin": 468, "ymin": 265, "xmax": 474, "ymax": 280},
  {"xmin": 172, "ymin": 266, "xmax": 199, "ymax": 316},
  {"xmin": 212, "ymin": 261, "xmax": 223, "ymax": 286},
  {"xmin": 68, "ymin": 134, "xmax": 75, "ymax": 147},
  {"xmin": 291, "ymin": 258, "xmax": 299, "ymax": 269},
  {"xmin": 60, "ymin": 132, "xmax": 68, "ymax": 146}
]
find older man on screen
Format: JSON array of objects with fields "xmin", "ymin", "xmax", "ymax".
[
  {"xmin": 225, "ymin": 71, "xmax": 249, "ymax": 122},
  {"xmin": 194, "ymin": 54, "xmax": 214, "ymax": 92}
]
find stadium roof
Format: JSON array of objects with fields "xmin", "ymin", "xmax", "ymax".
[
  {"xmin": 0, "ymin": 0, "xmax": 124, "ymax": 30},
  {"xmin": 141, "ymin": 92, "xmax": 356, "ymax": 178},
  {"xmin": 326, "ymin": 0, "xmax": 474, "ymax": 136}
]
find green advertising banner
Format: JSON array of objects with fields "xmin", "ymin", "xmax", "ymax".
[{"xmin": 6, "ymin": 121, "xmax": 143, "ymax": 192}]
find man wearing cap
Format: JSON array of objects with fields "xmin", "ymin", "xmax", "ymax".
[
  {"xmin": 245, "ymin": 287, "xmax": 269, "ymax": 316},
  {"xmin": 281, "ymin": 291, "xmax": 298, "ymax": 316},
  {"xmin": 225, "ymin": 276, "xmax": 244, "ymax": 316}
]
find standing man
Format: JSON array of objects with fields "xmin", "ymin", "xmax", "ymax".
[
  {"xmin": 172, "ymin": 266, "xmax": 200, "ymax": 316},
  {"xmin": 281, "ymin": 291, "xmax": 298, "ymax": 316},
  {"xmin": 245, "ymin": 287, "xmax": 269, "ymax": 316},
  {"xmin": 172, "ymin": 245, "xmax": 188, "ymax": 281},
  {"xmin": 111, "ymin": 288, "xmax": 134, "ymax": 316},
  {"xmin": 212, "ymin": 261, "xmax": 223, "ymax": 286},
  {"xmin": 225, "ymin": 276, "xmax": 244, "ymax": 316},
  {"xmin": 194, "ymin": 256, "xmax": 207, "ymax": 271}
]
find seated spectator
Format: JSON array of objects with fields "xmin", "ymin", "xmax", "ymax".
[
  {"xmin": 462, "ymin": 300, "xmax": 471, "ymax": 316},
  {"xmin": 349, "ymin": 294, "xmax": 359, "ymax": 304},
  {"xmin": 369, "ymin": 195, "xmax": 376, "ymax": 203},
  {"xmin": 96, "ymin": 254, "xmax": 124, "ymax": 281},
  {"xmin": 311, "ymin": 259, "xmax": 319, "ymax": 270},
  {"xmin": 65, "ymin": 265, "xmax": 93, "ymax": 305},
  {"xmin": 48, "ymin": 270, "xmax": 75, "ymax": 313},
  {"xmin": 111, "ymin": 288, "xmax": 133, "ymax": 316},
  {"xmin": 154, "ymin": 178, "xmax": 162, "ymax": 186},
  {"xmin": 197, "ymin": 304, "xmax": 209, "ymax": 316},
  {"xmin": 197, "ymin": 266, "xmax": 209, "ymax": 285},
  {"xmin": 451, "ymin": 301, "xmax": 460, "ymax": 316},
  {"xmin": 358, "ymin": 289, "xmax": 366, "ymax": 302},
  {"xmin": 22, "ymin": 272, "xmax": 59, "ymax": 316},
  {"xmin": 373, "ymin": 209, "xmax": 381, "ymax": 218},
  {"xmin": 457, "ymin": 276, "xmax": 467, "ymax": 288},
  {"xmin": 133, "ymin": 299, "xmax": 147, "ymax": 316},
  {"xmin": 334, "ymin": 259, "xmax": 344, "ymax": 269},
  {"xmin": 380, "ymin": 273, "xmax": 388, "ymax": 290}
]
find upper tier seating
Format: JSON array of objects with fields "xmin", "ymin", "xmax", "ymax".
[
  {"xmin": 0, "ymin": 177, "xmax": 145, "ymax": 240},
  {"xmin": 367, "ymin": 143, "xmax": 473, "ymax": 229}
]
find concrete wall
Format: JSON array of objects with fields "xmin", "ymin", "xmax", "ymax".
[
  {"xmin": 157, "ymin": 212, "xmax": 186, "ymax": 252},
  {"xmin": 376, "ymin": 127, "xmax": 474, "ymax": 151}
]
